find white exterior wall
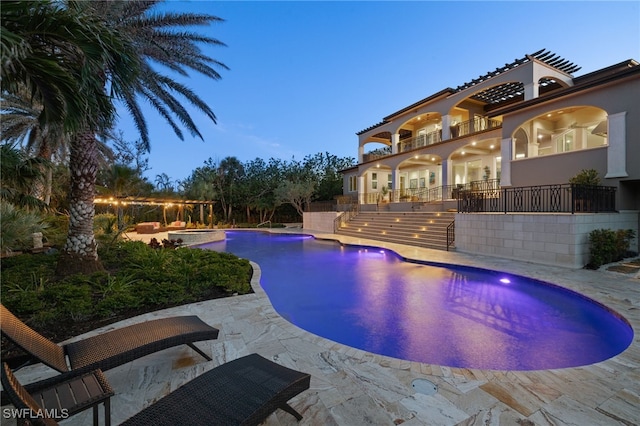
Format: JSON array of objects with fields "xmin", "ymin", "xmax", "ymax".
[
  {"xmin": 303, "ymin": 212, "xmax": 341, "ymax": 233},
  {"xmin": 455, "ymin": 211, "xmax": 639, "ymax": 268}
]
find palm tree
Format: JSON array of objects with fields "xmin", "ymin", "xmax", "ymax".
[
  {"xmin": 1, "ymin": 1, "xmax": 131, "ymax": 133},
  {"xmin": 3, "ymin": 1, "xmax": 227, "ymax": 275},
  {"xmin": 0, "ymin": 144, "xmax": 47, "ymax": 210},
  {"xmin": 3, "ymin": 1, "xmax": 140, "ymax": 274},
  {"xmin": 54, "ymin": 1, "xmax": 227, "ymax": 275},
  {"xmin": 1, "ymin": 90, "xmax": 115, "ymax": 205}
]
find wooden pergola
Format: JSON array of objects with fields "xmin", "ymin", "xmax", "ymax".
[{"xmin": 94, "ymin": 196, "xmax": 216, "ymax": 227}]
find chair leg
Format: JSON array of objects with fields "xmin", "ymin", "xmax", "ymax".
[
  {"xmin": 105, "ymin": 397, "xmax": 111, "ymax": 426},
  {"xmin": 279, "ymin": 402, "xmax": 303, "ymax": 421},
  {"xmin": 187, "ymin": 343, "xmax": 212, "ymax": 361}
]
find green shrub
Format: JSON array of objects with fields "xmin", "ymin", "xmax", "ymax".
[
  {"xmin": 569, "ymin": 169, "xmax": 601, "ymax": 186},
  {"xmin": 135, "ymin": 279, "xmax": 188, "ymax": 306},
  {"xmin": 0, "ymin": 240, "xmax": 252, "ymax": 330},
  {"xmin": 44, "ymin": 278, "xmax": 94, "ymax": 321},
  {"xmin": 95, "ymin": 273, "xmax": 141, "ymax": 317},
  {"xmin": 42, "ymin": 213, "xmax": 69, "ymax": 247},
  {"xmin": 0, "ymin": 202, "xmax": 48, "ymax": 254},
  {"xmin": 588, "ymin": 228, "xmax": 636, "ymax": 268}
]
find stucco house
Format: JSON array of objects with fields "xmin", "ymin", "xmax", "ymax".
[{"xmin": 320, "ymin": 50, "xmax": 639, "ymax": 268}]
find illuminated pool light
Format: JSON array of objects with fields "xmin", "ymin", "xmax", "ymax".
[{"xmin": 500, "ymin": 278, "xmax": 511, "ymax": 284}]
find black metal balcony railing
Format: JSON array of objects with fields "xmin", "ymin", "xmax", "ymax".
[
  {"xmin": 358, "ymin": 179, "xmax": 502, "ymax": 205},
  {"xmin": 457, "ymin": 184, "xmax": 617, "ymax": 214}
]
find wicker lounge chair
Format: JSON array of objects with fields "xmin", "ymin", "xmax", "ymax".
[
  {"xmin": 0, "ymin": 304, "xmax": 219, "ymax": 378},
  {"xmin": 2, "ymin": 354, "xmax": 311, "ymax": 426},
  {"xmin": 2, "ymin": 363, "xmax": 113, "ymax": 426}
]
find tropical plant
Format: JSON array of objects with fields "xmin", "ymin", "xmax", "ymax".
[
  {"xmin": 2, "ymin": 0, "xmax": 141, "ymax": 275},
  {"xmin": 0, "ymin": 202, "xmax": 48, "ymax": 255},
  {"xmin": 0, "ymin": 90, "xmax": 63, "ymax": 205},
  {"xmin": 53, "ymin": 1, "xmax": 227, "ymax": 276},
  {"xmin": 1, "ymin": 0, "xmax": 122, "ymax": 132},
  {"xmin": 0, "ymin": 144, "xmax": 48, "ymax": 209},
  {"xmin": 1, "ymin": 89, "xmax": 117, "ymax": 205}
]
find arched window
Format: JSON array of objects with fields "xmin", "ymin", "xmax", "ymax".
[
  {"xmin": 513, "ymin": 128, "xmax": 528, "ymax": 159},
  {"xmin": 514, "ymin": 106, "xmax": 607, "ymax": 159}
]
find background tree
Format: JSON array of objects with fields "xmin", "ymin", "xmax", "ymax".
[
  {"xmin": 303, "ymin": 152, "xmax": 355, "ymax": 201},
  {"xmin": 182, "ymin": 163, "xmax": 219, "ymax": 225},
  {"xmin": 274, "ymin": 180, "xmax": 316, "ymax": 217},
  {"xmin": 242, "ymin": 158, "xmax": 284, "ymax": 223},
  {"xmin": 213, "ymin": 156, "xmax": 244, "ymax": 222}
]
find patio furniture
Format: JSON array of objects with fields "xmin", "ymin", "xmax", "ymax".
[
  {"xmin": 165, "ymin": 221, "xmax": 186, "ymax": 230},
  {"xmin": 1, "ymin": 363, "xmax": 113, "ymax": 426},
  {"xmin": 134, "ymin": 222, "xmax": 161, "ymax": 234},
  {"xmin": 2, "ymin": 354, "xmax": 311, "ymax": 426},
  {"xmin": 0, "ymin": 304, "xmax": 219, "ymax": 378},
  {"xmin": 120, "ymin": 353, "xmax": 311, "ymax": 425}
]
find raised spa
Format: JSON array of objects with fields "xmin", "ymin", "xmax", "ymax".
[{"xmin": 167, "ymin": 229, "xmax": 225, "ymax": 245}]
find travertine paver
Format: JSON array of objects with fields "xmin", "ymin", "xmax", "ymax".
[{"xmin": 6, "ymin": 229, "xmax": 640, "ymax": 425}]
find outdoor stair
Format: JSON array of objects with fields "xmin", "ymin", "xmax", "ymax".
[{"xmin": 335, "ymin": 211, "xmax": 455, "ymax": 251}]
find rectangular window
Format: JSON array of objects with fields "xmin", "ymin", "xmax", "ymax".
[
  {"xmin": 387, "ymin": 174, "xmax": 392, "ymax": 189},
  {"xmin": 349, "ymin": 176, "xmax": 357, "ymax": 192},
  {"xmin": 371, "ymin": 173, "xmax": 378, "ymax": 190}
]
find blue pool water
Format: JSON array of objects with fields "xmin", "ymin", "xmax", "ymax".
[{"xmin": 200, "ymin": 231, "xmax": 634, "ymax": 370}]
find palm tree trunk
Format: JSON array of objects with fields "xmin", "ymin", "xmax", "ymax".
[
  {"xmin": 56, "ymin": 130, "xmax": 103, "ymax": 276},
  {"xmin": 34, "ymin": 140, "xmax": 52, "ymax": 205}
]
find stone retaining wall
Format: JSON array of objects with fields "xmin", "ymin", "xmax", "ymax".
[{"xmin": 455, "ymin": 211, "xmax": 639, "ymax": 268}]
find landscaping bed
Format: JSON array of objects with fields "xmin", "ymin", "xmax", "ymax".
[{"xmin": 1, "ymin": 240, "xmax": 252, "ymax": 358}]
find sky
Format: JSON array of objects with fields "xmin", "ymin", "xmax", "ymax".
[{"xmin": 113, "ymin": 1, "xmax": 640, "ymax": 183}]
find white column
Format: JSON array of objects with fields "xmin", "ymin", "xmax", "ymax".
[
  {"xmin": 358, "ymin": 144, "xmax": 365, "ymax": 163},
  {"xmin": 442, "ymin": 159, "xmax": 452, "ymax": 188},
  {"xmin": 391, "ymin": 167, "xmax": 400, "ymax": 202},
  {"xmin": 605, "ymin": 112, "xmax": 628, "ymax": 178},
  {"xmin": 524, "ymin": 82, "xmax": 539, "ymax": 100},
  {"xmin": 357, "ymin": 176, "xmax": 365, "ymax": 204},
  {"xmin": 391, "ymin": 133, "xmax": 400, "ymax": 154},
  {"xmin": 500, "ymin": 138, "xmax": 513, "ymax": 186},
  {"xmin": 442, "ymin": 115, "xmax": 452, "ymax": 140}
]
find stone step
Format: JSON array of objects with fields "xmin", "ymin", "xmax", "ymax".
[
  {"xmin": 340, "ymin": 224, "xmax": 448, "ymax": 237},
  {"xmin": 336, "ymin": 211, "xmax": 455, "ymax": 251},
  {"xmin": 336, "ymin": 228, "xmax": 452, "ymax": 250}
]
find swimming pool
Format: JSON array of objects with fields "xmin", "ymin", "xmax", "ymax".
[{"xmin": 200, "ymin": 231, "xmax": 634, "ymax": 370}]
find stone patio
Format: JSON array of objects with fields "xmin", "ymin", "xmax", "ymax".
[{"xmin": 6, "ymin": 229, "xmax": 639, "ymax": 425}]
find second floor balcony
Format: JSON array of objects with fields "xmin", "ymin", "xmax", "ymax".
[{"xmin": 362, "ymin": 117, "xmax": 502, "ymax": 162}]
